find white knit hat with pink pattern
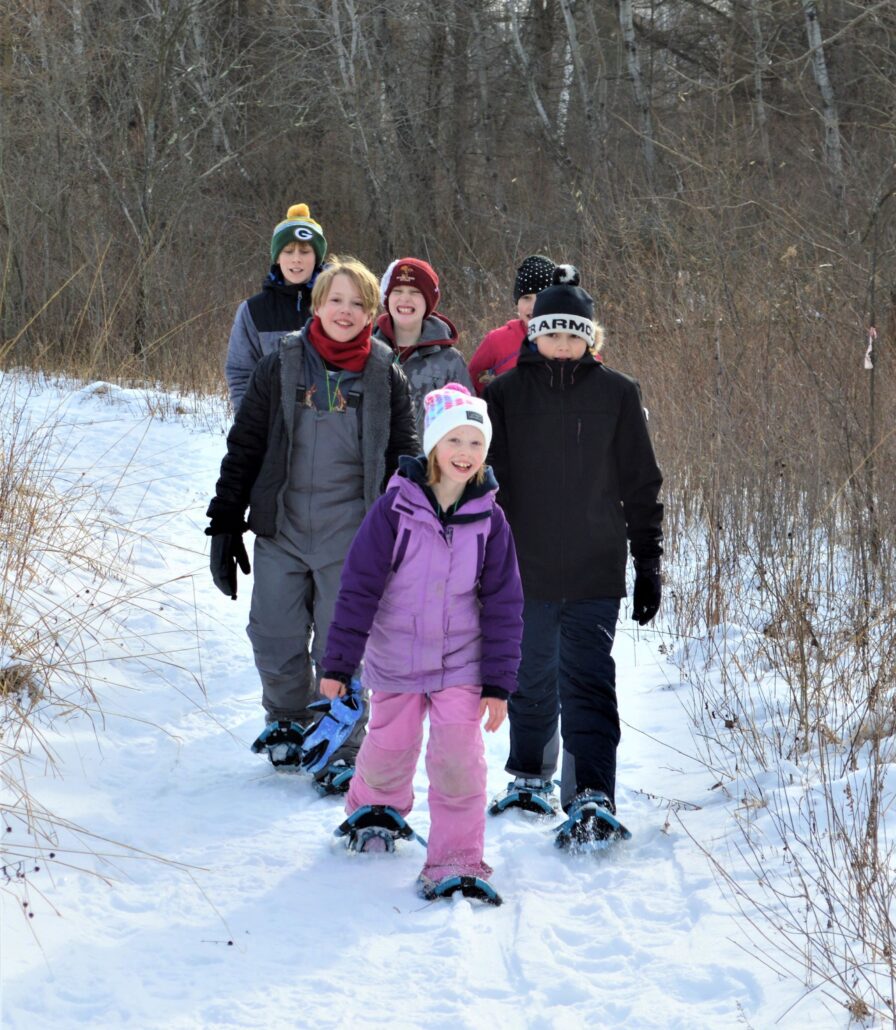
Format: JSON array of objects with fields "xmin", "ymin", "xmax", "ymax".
[{"xmin": 422, "ymin": 383, "xmax": 492, "ymax": 458}]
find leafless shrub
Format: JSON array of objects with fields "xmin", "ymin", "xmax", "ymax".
[
  {"xmin": 0, "ymin": 378, "xmax": 201, "ymax": 922},
  {"xmin": 667, "ymin": 469, "xmax": 895, "ymax": 1021}
]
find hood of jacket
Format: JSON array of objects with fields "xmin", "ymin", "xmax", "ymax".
[
  {"xmin": 374, "ymin": 311, "xmax": 459, "ymax": 358},
  {"xmin": 394, "ymin": 453, "xmax": 498, "ymax": 520}
]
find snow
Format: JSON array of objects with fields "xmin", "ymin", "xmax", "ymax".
[{"xmin": 0, "ymin": 373, "xmax": 887, "ymax": 1028}]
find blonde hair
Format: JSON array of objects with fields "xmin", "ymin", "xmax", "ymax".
[
  {"xmin": 311, "ymin": 256, "xmax": 380, "ymax": 321},
  {"xmin": 426, "ymin": 451, "xmax": 487, "ymax": 488}
]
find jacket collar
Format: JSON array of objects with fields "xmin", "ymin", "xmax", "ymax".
[
  {"xmin": 374, "ymin": 312, "xmax": 459, "ymax": 356},
  {"xmin": 263, "ymin": 264, "xmax": 319, "ymax": 299},
  {"xmin": 393, "ymin": 455, "xmax": 496, "ymax": 523},
  {"xmin": 516, "ymin": 345, "xmax": 600, "ymax": 387}
]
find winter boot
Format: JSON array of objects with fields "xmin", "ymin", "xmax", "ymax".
[{"xmin": 489, "ymin": 776, "xmax": 558, "ymax": 816}]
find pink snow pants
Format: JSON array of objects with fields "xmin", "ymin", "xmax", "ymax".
[{"xmin": 345, "ymin": 685, "xmax": 492, "ymax": 881}]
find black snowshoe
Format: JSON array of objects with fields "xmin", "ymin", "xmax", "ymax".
[
  {"xmin": 250, "ymin": 720, "xmax": 309, "ymax": 767},
  {"xmin": 554, "ymin": 792, "xmax": 632, "ymax": 852},
  {"xmin": 416, "ymin": 873, "xmax": 503, "ymax": 907},
  {"xmin": 313, "ymin": 760, "xmax": 355, "ymax": 796},
  {"xmin": 334, "ymin": 805, "xmax": 427, "ymax": 853},
  {"xmin": 489, "ymin": 776, "xmax": 558, "ymax": 817}
]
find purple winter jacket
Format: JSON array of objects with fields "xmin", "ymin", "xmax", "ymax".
[{"xmin": 322, "ymin": 458, "xmax": 523, "ymax": 697}]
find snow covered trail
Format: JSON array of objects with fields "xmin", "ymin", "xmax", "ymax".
[{"xmin": 0, "ymin": 378, "xmax": 822, "ymax": 1028}]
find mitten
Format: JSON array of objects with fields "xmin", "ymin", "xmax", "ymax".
[
  {"xmin": 206, "ymin": 523, "xmax": 251, "ymax": 600},
  {"xmin": 300, "ymin": 684, "xmax": 364, "ymax": 774},
  {"xmin": 632, "ymin": 559, "xmax": 661, "ymax": 626}
]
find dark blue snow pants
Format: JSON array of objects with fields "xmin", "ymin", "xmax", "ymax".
[{"xmin": 506, "ymin": 598, "xmax": 621, "ymax": 812}]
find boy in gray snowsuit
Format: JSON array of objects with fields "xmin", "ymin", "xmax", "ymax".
[{"xmin": 206, "ymin": 257, "xmax": 419, "ymax": 791}]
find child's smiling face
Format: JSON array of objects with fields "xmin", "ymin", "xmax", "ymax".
[
  {"xmin": 388, "ymin": 285, "xmax": 427, "ymax": 338},
  {"xmin": 316, "ymin": 273, "xmax": 372, "ymax": 342},
  {"xmin": 433, "ymin": 425, "xmax": 486, "ymax": 487}
]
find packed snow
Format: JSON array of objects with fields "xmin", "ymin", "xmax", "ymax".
[{"xmin": 0, "ymin": 374, "xmax": 885, "ymax": 1028}]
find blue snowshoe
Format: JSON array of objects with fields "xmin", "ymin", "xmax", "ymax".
[
  {"xmin": 554, "ymin": 792, "xmax": 632, "ymax": 853},
  {"xmin": 416, "ymin": 873, "xmax": 503, "ymax": 907},
  {"xmin": 489, "ymin": 776, "xmax": 558, "ymax": 816},
  {"xmin": 335, "ymin": 805, "xmax": 427, "ymax": 853},
  {"xmin": 312, "ymin": 760, "xmax": 355, "ymax": 797},
  {"xmin": 301, "ymin": 681, "xmax": 364, "ymax": 776},
  {"xmin": 251, "ymin": 720, "xmax": 309, "ymax": 767}
]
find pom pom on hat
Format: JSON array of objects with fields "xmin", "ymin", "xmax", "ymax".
[
  {"xmin": 513, "ymin": 255, "xmax": 556, "ymax": 302},
  {"xmin": 422, "ymin": 382, "xmax": 492, "ymax": 458},
  {"xmin": 528, "ymin": 264, "xmax": 596, "ymax": 347},
  {"xmin": 553, "ymin": 263, "xmax": 579, "ymax": 285},
  {"xmin": 271, "ymin": 203, "xmax": 327, "ymax": 265},
  {"xmin": 381, "ymin": 258, "xmax": 441, "ymax": 320}
]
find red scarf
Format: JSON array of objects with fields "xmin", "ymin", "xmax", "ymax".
[{"xmin": 306, "ymin": 315, "xmax": 372, "ymax": 372}]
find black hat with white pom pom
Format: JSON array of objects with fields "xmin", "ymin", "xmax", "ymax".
[{"xmin": 528, "ymin": 264, "xmax": 596, "ymax": 346}]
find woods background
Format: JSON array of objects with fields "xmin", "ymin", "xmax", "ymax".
[{"xmin": 2, "ymin": 0, "xmax": 895, "ymax": 599}]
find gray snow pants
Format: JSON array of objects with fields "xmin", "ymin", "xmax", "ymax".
[{"xmin": 247, "ymin": 533, "xmax": 366, "ymax": 760}]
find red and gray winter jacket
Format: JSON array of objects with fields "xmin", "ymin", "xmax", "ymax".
[{"xmin": 373, "ymin": 312, "xmax": 473, "ymax": 438}]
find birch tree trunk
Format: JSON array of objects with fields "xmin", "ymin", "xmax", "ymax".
[
  {"xmin": 618, "ymin": 0, "xmax": 657, "ymax": 192},
  {"xmin": 748, "ymin": 0, "xmax": 772, "ymax": 170},
  {"xmin": 327, "ymin": 0, "xmax": 394, "ymax": 251},
  {"xmin": 509, "ymin": 3, "xmax": 574, "ymax": 173},
  {"xmin": 559, "ymin": 0, "xmax": 595, "ymax": 133},
  {"xmin": 802, "ymin": 0, "xmax": 845, "ymax": 204}
]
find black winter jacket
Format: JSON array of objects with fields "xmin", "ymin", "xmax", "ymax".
[
  {"xmin": 224, "ymin": 268, "xmax": 316, "ymax": 412},
  {"xmin": 208, "ymin": 327, "xmax": 419, "ymax": 537},
  {"xmin": 484, "ymin": 348, "xmax": 663, "ymax": 601}
]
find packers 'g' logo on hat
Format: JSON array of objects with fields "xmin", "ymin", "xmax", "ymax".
[{"xmin": 271, "ymin": 203, "xmax": 328, "ymax": 264}]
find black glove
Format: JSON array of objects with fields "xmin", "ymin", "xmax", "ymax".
[
  {"xmin": 206, "ymin": 523, "xmax": 251, "ymax": 600},
  {"xmin": 632, "ymin": 560, "xmax": 661, "ymax": 626}
]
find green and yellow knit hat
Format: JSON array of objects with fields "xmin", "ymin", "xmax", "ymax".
[{"xmin": 270, "ymin": 204, "xmax": 327, "ymax": 266}]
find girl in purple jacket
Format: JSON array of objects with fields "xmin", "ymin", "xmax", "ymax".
[{"xmin": 320, "ymin": 384, "xmax": 523, "ymax": 902}]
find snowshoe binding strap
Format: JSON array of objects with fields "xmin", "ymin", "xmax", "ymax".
[
  {"xmin": 250, "ymin": 720, "xmax": 308, "ymax": 767},
  {"xmin": 312, "ymin": 761, "xmax": 355, "ymax": 796},
  {"xmin": 301, "ymin": 682, "xmax": 364, "ymax": 775},
  {"xmin": 554, "ymin": 792, "xmax": 632, "ymax": 852},
  {"xmin": 417, "ymin": 874, "xmax": 503, "ymax": 907},
  {"xmin": 489, "ymin": 777, "xmax": 557, "ymax": 816},
  {"xmin": 335, "ymin": 805, "xmax": 427, "ymax": 848}
]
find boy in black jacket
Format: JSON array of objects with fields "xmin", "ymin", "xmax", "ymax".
[
  {"xmin": 225, "ymin": 203, "xmax": 327, "ymax": 413},
  {"xmin": 484, "ymin": 265, "xmax": 663, "ymax": 846}
]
